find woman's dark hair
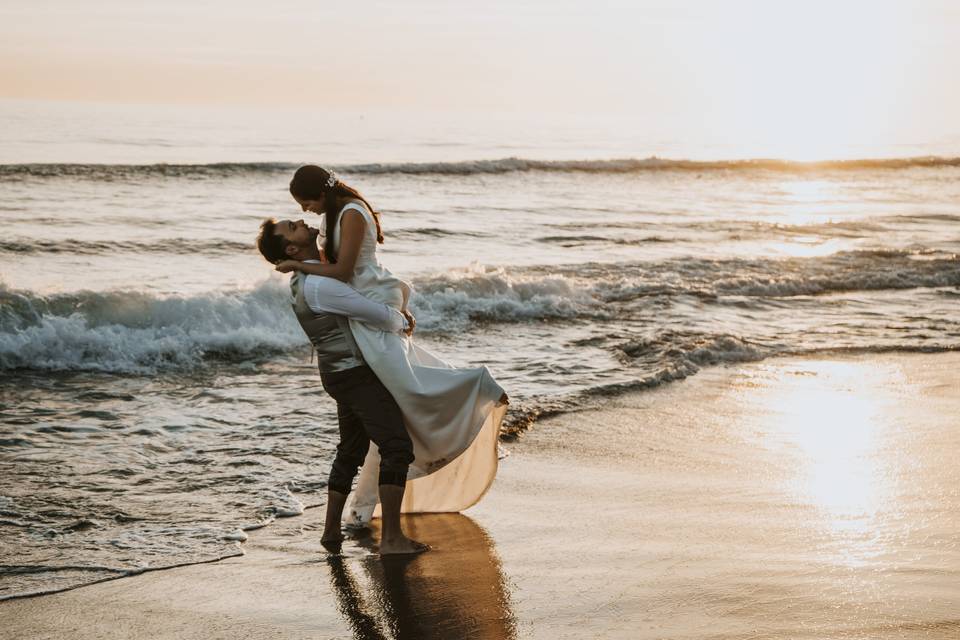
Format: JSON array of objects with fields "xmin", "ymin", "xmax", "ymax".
[{"xmin": 289, "ymin": 165, "xmax": 384, "ymax": 263}]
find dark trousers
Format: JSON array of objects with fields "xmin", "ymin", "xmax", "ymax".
[{"xmin": 320, "ymin": 365, "xmax": 414, "ymax": 494}]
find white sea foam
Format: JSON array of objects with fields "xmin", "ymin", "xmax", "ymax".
[
  {"xmin": 2, "ymin": 250, "xmax": 958, "ymax": 373},
  {"xmin": 0, "ymin": 281, "xmax": 303, "ymax": 373},
  {"xmin": 581, "ymin": 251, "xmax": 960, "ymax": 301},
  {"xmin": 222, "ymin": 530, "xmax": 248, "ymax": 542},
  {"xmin": 1, "ymin": 269, "xmax": 610, "ymax": 372},
  {"xmin": 410, "ymin": 265, "xmax": 607, "ymax": 332},
  {"xmin": 617, "ymin": 331, "xmax": 771, "ymax": 370}
]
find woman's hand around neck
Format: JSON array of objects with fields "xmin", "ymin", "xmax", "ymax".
[{"xmin": 290, "ymin": 209, "xmax": 366, "ymax": 282}]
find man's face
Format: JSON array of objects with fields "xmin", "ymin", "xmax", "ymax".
[{"xmin": 274, "ymin": 219, "xmax": 320, "ymax": 258}]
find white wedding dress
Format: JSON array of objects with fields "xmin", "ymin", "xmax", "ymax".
[{"xmin": 331, "ymin": 201, "xmax": 507, "ymax": 527}]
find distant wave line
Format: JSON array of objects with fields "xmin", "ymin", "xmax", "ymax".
[
  {"xmin": 2, "ymin": 155, "xmax": 960, "ymax": 179},
  {"xmin": 0, "ymin": 238, "xmax": 254, "ymax": 256}
]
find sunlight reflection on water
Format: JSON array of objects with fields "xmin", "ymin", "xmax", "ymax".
[{"xmin": 754, "ymin": 361, "xmax": 916, "ymax": 567}]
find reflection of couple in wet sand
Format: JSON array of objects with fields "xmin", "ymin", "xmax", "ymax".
[
  {"xmin": 256, "ymin": 165, "xmax": 508, "ymax": 555},
  {"xmin": 328, "ymin": 514, "xmax": 516, "ymax": 639}
]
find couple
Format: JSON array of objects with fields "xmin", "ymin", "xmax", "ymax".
[{"xmin": 256, "ymin": 165, "xmax": 507, "ymax": 556}]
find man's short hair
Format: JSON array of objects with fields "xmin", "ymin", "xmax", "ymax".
[{"xmin": 256, "ymin": 218, "xmax": 287, "ymax": 264}]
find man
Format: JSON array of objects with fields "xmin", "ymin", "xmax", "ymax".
[{"xmin": 256, "ymin": 218, "xmax": 427, "ymax": 556}]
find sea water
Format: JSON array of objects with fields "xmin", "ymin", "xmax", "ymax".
[{"xmin": 1, "ymin": 99, "xmax": 958, "ymax": 598}]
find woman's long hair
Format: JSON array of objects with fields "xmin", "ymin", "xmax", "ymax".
[{"xmin": 289, "ymin": 165, "xmax": 384, "ymax": 263}]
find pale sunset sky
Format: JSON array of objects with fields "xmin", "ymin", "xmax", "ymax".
[{"xmin": 2, "ymin": 0, "xmax": 958, "ymax": 158}]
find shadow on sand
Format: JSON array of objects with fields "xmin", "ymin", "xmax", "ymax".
[{"xmin": 327, "ymin": 513, "xmax": 516, "ymax": 640}]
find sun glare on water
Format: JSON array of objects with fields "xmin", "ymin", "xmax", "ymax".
[{"xmin": 755, "ymin": 361, "xmax": 913, "ymax": 563}]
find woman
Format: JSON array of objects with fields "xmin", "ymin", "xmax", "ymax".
[{"xmin": 277, "ymin": 165, "xmax": 507, "ymax": 527}]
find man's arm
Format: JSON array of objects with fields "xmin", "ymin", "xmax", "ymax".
[{"xmin": 302, "ymin": 274, "xmax": 407, "ymax": 333}]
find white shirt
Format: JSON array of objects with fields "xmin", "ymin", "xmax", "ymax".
[{"xmin": 296, "ymin": 260, "xmax": 406, "ymax": 333}]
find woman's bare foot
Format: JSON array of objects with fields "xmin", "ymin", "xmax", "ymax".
[{"xmin": 379, "ymin": 535, "xmax": 430, "ymax": 556}]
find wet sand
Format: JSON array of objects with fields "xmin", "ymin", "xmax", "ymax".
[{"xmin": 3, "ymin": 353, "xmax": 959, "ymax": 639}]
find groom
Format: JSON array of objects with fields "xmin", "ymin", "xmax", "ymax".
[{"xmin": 256, "ymin": 217, "xmax": 427, "ymax": 556}]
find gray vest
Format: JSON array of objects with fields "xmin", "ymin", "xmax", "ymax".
[{"xmin": 291, "ymin": 273, "xmax": 366, "ymax": 373}]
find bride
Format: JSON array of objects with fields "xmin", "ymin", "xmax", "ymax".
[{"xmin": 277, "ymin": 165, "xmax": 508, "ymax": 528}]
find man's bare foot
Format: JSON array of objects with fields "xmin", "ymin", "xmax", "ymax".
[
  {"xmin": 379, "ymin": 535, "xmax": 430, "ymax": 556},
  {"xmin": 321, "ymin": 534, "xmax": 344, "ymax": 553}
]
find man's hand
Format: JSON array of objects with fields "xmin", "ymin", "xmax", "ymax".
[
  {"xmin": 275, "ymin": 260, "xmax": 301, "ymax": 273},
  {"xmin": 401, "ymin": 310, "xmax": 416, "ymax": 337}
]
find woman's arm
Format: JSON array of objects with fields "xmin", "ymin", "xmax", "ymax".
[{"xmin": 275, "ymin": 211, "xmax": 365, "ymax": 282}]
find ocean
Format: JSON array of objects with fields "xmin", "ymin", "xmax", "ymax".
[{"xmin": 1, "ymin": 99, "xmax": 958, "ymax": 600}]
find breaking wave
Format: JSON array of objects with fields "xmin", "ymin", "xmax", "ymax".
[
  {"xmin": 0, "ymin": 281, "xmax": 302, "ymax": 373},
  {"xmin": 2, "ymin": 249, "xmax": 957, "ymax": 373}
]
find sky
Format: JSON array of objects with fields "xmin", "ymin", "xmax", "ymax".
[{"xmin": 2, "ymin": 0, "xmax": 959, "ymax": 158}]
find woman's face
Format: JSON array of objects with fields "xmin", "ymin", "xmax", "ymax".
[{"xmin": 294, "ymin": 195, "xmax": 324, "ymax": 215}]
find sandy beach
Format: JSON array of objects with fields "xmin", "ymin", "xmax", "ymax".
[{"xmin": 3, "ymin": 352, "xmax": 959, "ymax": 639}]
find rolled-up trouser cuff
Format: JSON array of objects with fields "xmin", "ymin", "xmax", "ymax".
[
  {"xmin": 378, "ymin": 469, "xmax": 408, "ymax": 488},
  {"xmin": 328, "ymin": 479, "xmax": 352, "ymax": 495},
  {"xmin": 328, "ymin": 451, "xmax": 366, "ymax": 495}
]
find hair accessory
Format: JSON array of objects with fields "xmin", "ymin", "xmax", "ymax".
[{"xmin": 326, "ymin": 171, "xmax": 338, "ymax": 189}]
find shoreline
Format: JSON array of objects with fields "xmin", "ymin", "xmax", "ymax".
[{"xmin": 3, "ymin": 351, "xmax": 959, "ymax": 639}]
